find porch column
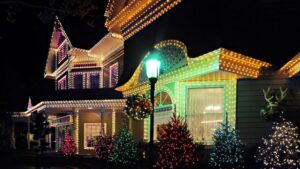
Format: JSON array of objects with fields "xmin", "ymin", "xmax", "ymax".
[{"xmin": 27, "ymin": 117, "xmax": 30, "ymax": 150}]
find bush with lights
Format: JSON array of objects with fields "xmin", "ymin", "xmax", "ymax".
[
  {"xmin": 255, "ymin": 120, "xmax": 300, "ymax": 169},
  {"xmin": 94, "ymin": 132, "xmax": 114, "ymax": 160},
  {"xmin": 154, "ymin": 113, "xmax": 198, "ymax": 169},
  {"xmin": 109, "ymin": 125, "xmax": 137, "ymax": 165},
  {"xmin": 209, "ymin": 123, "xmax": 245, "ymax": 169},
  {"xmin": 60, "ymin": 134, "xmax": 77, "ymax": 156}
]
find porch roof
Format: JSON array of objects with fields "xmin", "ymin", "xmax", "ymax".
[{"xmin": 23, "ymin": 99, "xmax": 126, "ymax": 117}]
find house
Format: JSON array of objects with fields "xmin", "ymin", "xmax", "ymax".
[
  {"xmin": 11, "ymin": 0, "xmax": 300, "ymax": 154},
  {"xmin": 11, "ymin": 17, "xmax": 128, "ymax": 155},
  {"xmin": 104, "ymin": 0, "xmax": 300, "ymax": 150}
]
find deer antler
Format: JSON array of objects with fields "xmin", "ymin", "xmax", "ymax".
[
  {"xmin": 263, "ymin": 87, "xmax": 274, "ymax": 104},
  {"xmin": 275, "ymin": 87, "xmax": 287, "ymax": 103}
]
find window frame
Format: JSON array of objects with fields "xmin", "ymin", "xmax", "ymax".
[
  {"xmin": 57, "ymin": 42, "xmax": 68, "ymax": 64},
  {"xmin": 109, "ymin": 62, "xmax": 119, "ymax": 88},
  {"xmin": 185, "ymin": 85, "xmax": 226, "ymax": 145},
  {"xmin": 57, "ymin": 76, "xmax": 67, "ymax": 90},
  {"xmin": 83, "ymin": 123, "xmax": 107, "ymax": 150}
]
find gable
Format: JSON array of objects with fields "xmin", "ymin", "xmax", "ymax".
[{"xmin": 44, "ymin": 17, "xmax": 73, "ymax": 79}]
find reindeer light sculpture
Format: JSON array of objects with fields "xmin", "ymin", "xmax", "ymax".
[{"xmin": 260, "ymin": 87, "xmax": 287, "ymax": 120}]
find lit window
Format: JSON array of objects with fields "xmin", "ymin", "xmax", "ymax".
[
  {"xmin": 187, "ymin": 88, "xmax": 224, "ymax": 142},
  {"xmin": 84, "ymin": 123, "xmax": 107, "ymax": 149},
  {"xmin": 57, "ymin": 76, "xmax": 67, "ymax": 90},
  {"xmin": 109, "ymin": 62, "xmax": 119, "ymax": 88}
]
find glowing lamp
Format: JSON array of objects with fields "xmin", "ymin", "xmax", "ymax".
[{"xmin": 146, "ymin": 57, "xmax": 161, "ymax": 79}]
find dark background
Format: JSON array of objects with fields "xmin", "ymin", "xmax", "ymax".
[{"xmin": 1, "ymin": 0, "xmax": 300, "ymax": 112}]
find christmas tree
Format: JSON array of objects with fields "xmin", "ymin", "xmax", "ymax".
[
  {"xmin": 209, "ymin": 123, "xmax": 245, "ymax": 169},
  {"xmin": 60, "ymin": 135, "xmax": 77, "ymax": 156},
  {"xmin": 109, "ymin": 125, "xmax": 137, "ymax": 165},
  {"xmin": 255, "ymin": 120, "xmax": 300, "ymax": 169},
  {"xmin": 94, "ymin": 133, "xmax": 114, "ymax": 160},
  {"xmin": 154, "ymin": 113, "xmax": 197, "ymax": 169}
]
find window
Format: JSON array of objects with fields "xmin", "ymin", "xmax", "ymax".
[
  {"xmin": 89, "ymin": 73, "xmax": 100, "ymax": 89},
  {"xmin": 58, "ymin": 43, "xmax": 68, "ymax": 63},
  {"xmin": 187, "ymin": 88, "xmax": 224, "ymax": 142},
  {"xmin": 109, "ymin": 62, "xmax": 119, "ymax": 88},
  {"xmin": 74, "ymin": 74, "xmax": 83, "ymax": 89},
  {"xmin": 84, "ymin": 123, "xmax": 107, "ymax": 149},
  {"xmin": 154, "ymin": 91, "xmax": 173, "ymax": 141},
  {"xmin": 57, "ymin": 76, "xmax": 67, "ymax": 90}
]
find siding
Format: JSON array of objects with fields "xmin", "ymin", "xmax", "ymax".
[
  {"xmin": 103, "ymin": 49, "xmax": 124, "ymax": 88},
  {"xmin": 237, "ymin": 77, "xmax": 300, "ymax": 149}
]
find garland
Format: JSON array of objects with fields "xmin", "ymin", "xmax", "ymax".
[{"xmin": 124, "ymin": 94, "xmax": 153, "ymax": 120}]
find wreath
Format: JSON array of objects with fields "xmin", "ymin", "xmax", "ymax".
[{"xmin": 124, "ymin": 94, "xmax": 153, "ymax": 120}]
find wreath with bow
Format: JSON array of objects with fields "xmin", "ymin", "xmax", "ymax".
[{"xmin": 124, "ymin": 94, "xmax": 153, "ymax": 120}]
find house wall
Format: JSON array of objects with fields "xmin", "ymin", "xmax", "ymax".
[
  {"xmin": 236, "ymin": 77, "xmax": 300, "ymax": 150},
  {"xmin": 78, "ymin": 108, "xmax": 126, "ymax": 154},
  {"xmin": 103, "ymin": 52, "xmax": 124, "ymax": 88}
]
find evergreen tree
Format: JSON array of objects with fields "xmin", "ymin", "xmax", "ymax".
[
  {"xmin": 209, "ymin": 123, "xmax": 245, "ymax": 169},
  {"xmin": 154, "ymin": 113, "xmax": 197, "ymax": 169},
  {"xmin": 109, "ymin": 125, "xmax": 137, "ymax": 165},
  {"xmin": 30, "ymin": 111, "xmax": 50, "ymax": 154},
  {"xmin": 94, "ymin": 133, "xmax": 114, "ymax": 160},
  {"xmin": 60, "ymin": 135, "xmax": 77, "ymax": 156},
  {"xmin": 255, "ymin": 120, "xmax": 300, "ymax": 169}
]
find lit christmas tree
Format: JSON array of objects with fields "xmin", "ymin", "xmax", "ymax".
[
  {"xmin": 209, "ymin": 123, "xmax": 245, "ymax": 169},
  {"xmin": 60, "ymin": 135, "xmax": 77, "ymax": 156},
  {"xmin": 109, "ymin": 125, "xmax": 137, "ymax": 165},
  {"xmin": 255, "ymin": 120, "xmax": 300, "ymax": 169},
  {"xmin": 154, "ymin": 113, "xmax": 198, "ymax": 169},
  {"xmin": 94, "ymin": 133, "xmax": 114, "ymax": 160}
]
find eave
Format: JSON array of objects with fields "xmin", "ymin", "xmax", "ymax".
[
  {"xmin": 279, "ymin": 52, "xmax": 300, "ymax": 77},
  {"xmin": 116, "ymin": 48, "xmax": 271, "ymax": 92},
  {"xmin": 104, "ymin": 0, "xmax": 182, "ymax": 40},
  {"xmin": 23, "ymin": 99, "xmax": 126, "ymax": 116}
]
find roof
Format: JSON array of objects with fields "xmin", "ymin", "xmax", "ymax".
[
  {"xmin": 23, "ymin": 99, "xmax": 126, "ymax": 117},
  {"xmin": 116, "ymin": 46, "xmax": 271, "ymax": 92},
  {"xmin": 117, "ymin": 0, "xmax": 300, "ymax": 86}
]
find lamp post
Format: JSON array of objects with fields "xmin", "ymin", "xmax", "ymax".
[{"xmin": 145, "ymin": 52, "xmax": 161, "ymax": 153}]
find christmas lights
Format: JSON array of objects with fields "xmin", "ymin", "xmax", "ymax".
[
  {"xmin": 123, "ymin": 94, "xmax": 153, "ymax": 120},
  {"xmin": 255, "ymin": 120, "xmax": 300, "ymax": 169},
  {"xmin": 209, "ymin": 123, "xmax": 245, "ymax": 169},
  {"xmin": 60, "ymin": 134, "xmax": 77, "ymax": 156},
  {"xmin": 104, "ymin": 0, "xmax": 182, "ymax": 40},
  {"xmin": 109, "ymin": 125, "xmax": 137, "ymax": 165},
  {"xmin": 94, "ymin": 133, "xmax": 114, "ymax": 160},
  {"xmin": 279, "ymin": 52, "xmax": 300, "ymax": 77},
  {"xmin": 154, "ymin": 113, "xmax": 198, "ymax": 168}
]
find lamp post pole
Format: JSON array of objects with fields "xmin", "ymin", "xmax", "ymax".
[
  {"xmin": 145, "ymin": 50, "xmax": 161, "ymax": 163},
  {"xmin": 149, "ymin": 77, "xmax": 157, "ymax": 148}
]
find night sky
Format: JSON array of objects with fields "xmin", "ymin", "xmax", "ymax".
[{"xmin": 1, "ymin": 0, "xmax": 300, "ymax": 113}]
